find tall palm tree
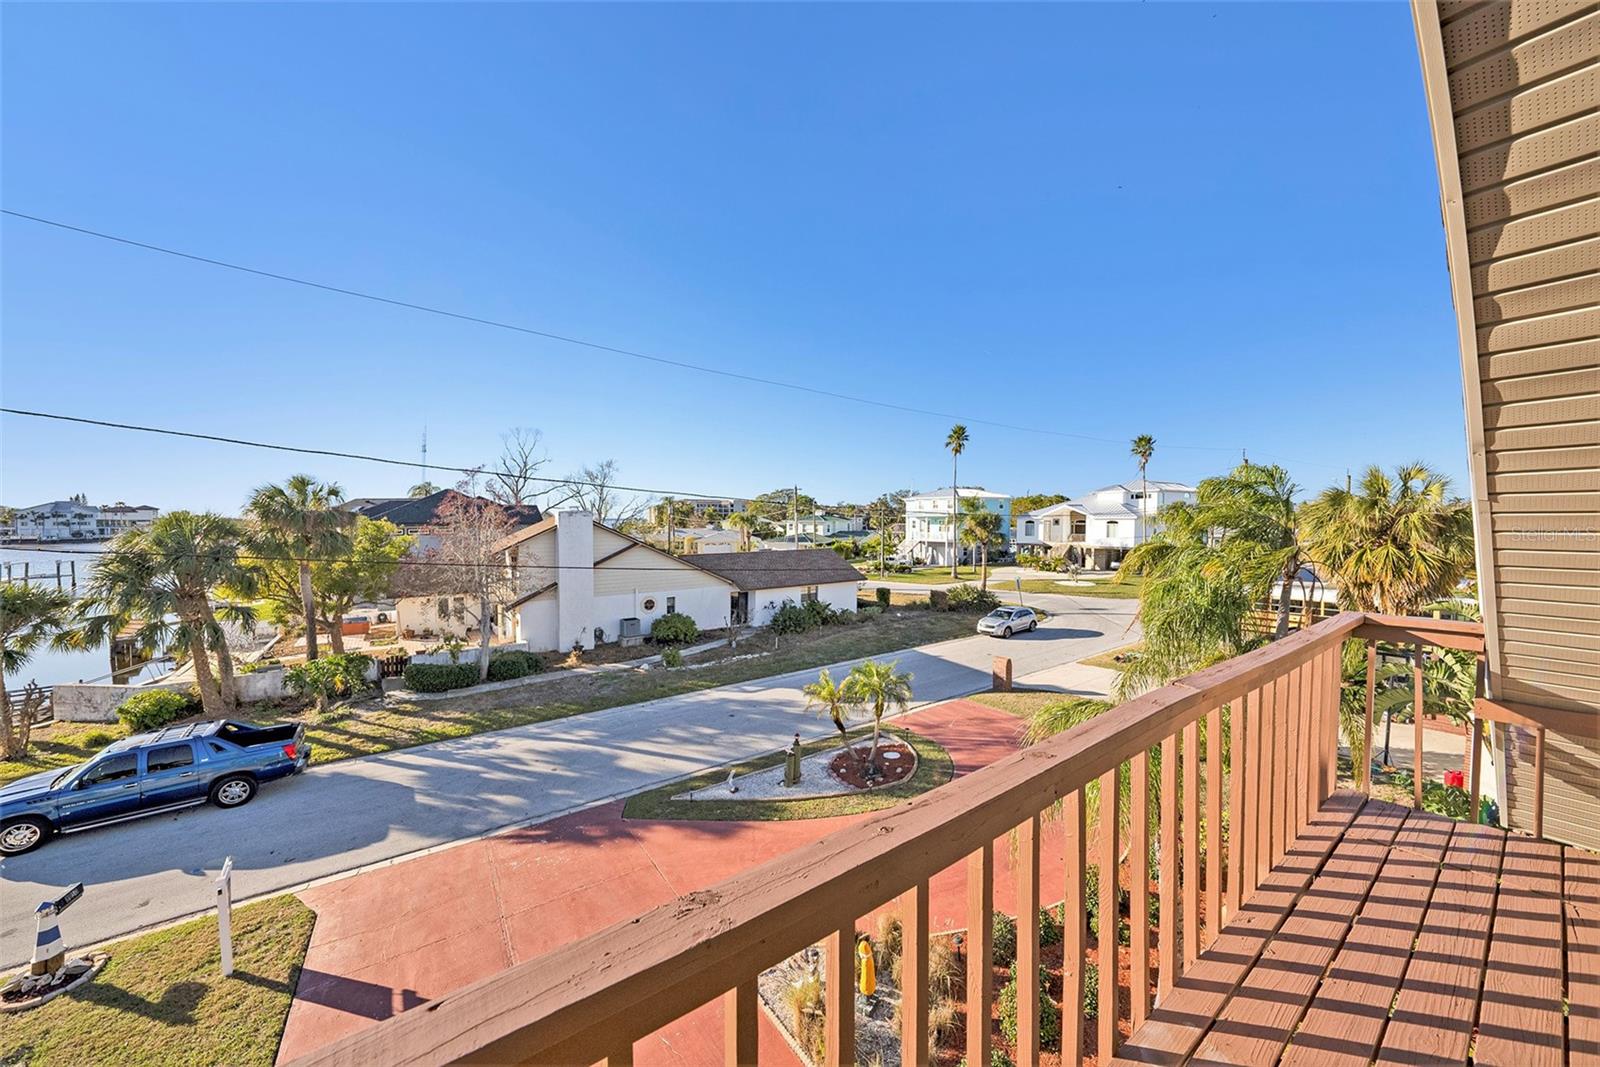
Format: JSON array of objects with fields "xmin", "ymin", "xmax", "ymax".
[
  {"xmin": 79, "ymin": 512, "xmax": 255, "ymax": 715},
  {"xmin": 802, "ymin": 668, "xmax": 862, "ymax": 758},
  {"xmin": 725, "ymin": 510, "xmax": 757, "ymax": 552},
  {"xmin": 959, "ymin": 497, "xmax": 1004, "ymax": 591},
  {"xmin": 1130, "ymin": 434, "xmax": 1156, "ymax": 545},
  {"xmin": 1, "ymin": 582, "xmax": 85, "ymax": 758},
  {"xmin": 245, "ymin": 476, "xmax": 351, "ymax": 661},
  {"xmin": 1300, "ymin": 464, "xmax": 1474, "ymax": 616},
  {"xmin": 845, "ymin": 659, "xmax": 913, "ymax": 764},
  {"xmin": 1201, "ymin": 463, "xmax": 1308, "ymax": 638},
  {"xmin": 945, "ymin": 425, "xmax": 969, "ymax": 578},
  {"xmin": 407, "ymin": 481, "xmax": 439, "ymax": 498}
]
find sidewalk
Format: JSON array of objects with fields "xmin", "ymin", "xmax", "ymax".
[{"xmin": 276, "ymin": 698, "xmax": 1079, "ymax": 1064}]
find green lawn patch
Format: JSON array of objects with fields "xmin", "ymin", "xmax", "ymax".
[
  {"xmin": 1, "ymin": 611, "xmax": 981, "ymax": 783},
  {"xmin": 622, "ymin": 725, "xmax": 953, "ymax": 821},
  {"xmin": 1077, "ymin": 642, "xmax": 1142, "ymax": 671},
  {"xmin": 0, "ymin": 895, "xmax": 315, "ymax": 1067},
  {"xmin": 856, "ymin": 566, "xmax": 985, "ymax": 585},
  {"xmin": 965, "ymin": 689, "xmax": 1103, "ymax": 719},
  {"xmin": 1003, "ymin": 576, "xmax": 1142, "ymax": 598}
]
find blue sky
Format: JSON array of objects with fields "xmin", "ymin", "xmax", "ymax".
[{"xmin": 2, "ymin": 2, "xmax": 1470, "ymax": 515}]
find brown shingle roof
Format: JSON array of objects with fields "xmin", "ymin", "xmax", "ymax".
[{"xmin": 685, "ymin": 549, "xmax": 864, "ymax": 591}]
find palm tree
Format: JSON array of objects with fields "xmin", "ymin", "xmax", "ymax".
[
  {"xmin": 407, "ymin": 481, "xmax": 439, "ymax": 498},
  {"xmin": 1299, "ymin": 464, "xmax": 1474, "ymax": 617},
  {"xmin": 945, "ymin": 425, "xmax": 969, "ymax": 578},
  {"xmin": 79, "ymin": 512, "xmax": 255, "ymax": 716},
  {"xmin": 1200, "ymin": 463, "xmax": 1309, "ymax": 638},
  {"xmin": 959, "ymin": 497, "xmax": 1004, "ymax": 591},
  {"xmin": 1130, "ymin": 434, "xmax": 1156, "ymax": 545},
  {"xmin": 725, "ymin": 510, "xmax": 758, "ymax": 552},
  {"xmin": 802, "ymin": 668, "xmax": 862, "ymax": 758},
  {"xmin": 845, "ymin": 659, "xmax": 913, "ymax": 765},
  {"xmin": 0, "ymin": 582, "xmax": 84, "ymax": 758},
  {"xmin": 245, "ymin": 475, "xmax": 352, "ymax": 661}
]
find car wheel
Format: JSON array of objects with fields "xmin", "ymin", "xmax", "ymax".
[
  {"xmin": 1001, "ymin": 627, "xmax": 1012, "ymax": 639},
  {"xmin": 210, "ymin": 775, "xmax": 257, "ymax": 809},
  {"xmin": 0, "ymin": 817, "xmax": 52, "ymax": 856},
  {"xmin": 1029, "ymin": 620, "xmax": 1038, "ymax": 632}
]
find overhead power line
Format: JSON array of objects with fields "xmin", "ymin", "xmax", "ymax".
[{"xmin": 2, "ymin": 209, "xmax": 1247, "ymax": 452}]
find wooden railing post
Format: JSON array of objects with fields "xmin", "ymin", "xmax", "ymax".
[
  {"xmin": 1361, "ymin": 640, "xmax": 1377, "ymax": 794},
  {"xmin": 1413, "ymin": 644, "xmax": 1426, "ymax": 807},
  {"xmin": 1017, "ymin": 815, "xmax": 1041, "ymax": 1067},
  {"xmin": 1284, "ymin": 665, "xmax": 1302, "ymax": 842},
  {"xmin": 723, "ymin": 980, "xmax": 757, "ymax": 1067},
  {"xmin": 899, "ymin": 883, "xmax": 929, "ymax": 1067},
  {"xmin": 1097, "ymin": 766, "xmax": 1120, "ymax": 1058},
  {"xmin": 1181, "ymin": 722, "xmax": 1200, "ymax": 969},
  {"xmin": 1226, "ymin": 693, "xmax": 1247, "ymax": 921},
  {"xmin": 1468, "ymin": 716, "xmax": 1483, "ymax": 826},
  {"xmin": 1130, "ymin": 750, "xmax": 1151, "ymax": 1029},
  {"xmin": 966, "ymin": 842, "xmax": 994, "ymax": 1067},
  {"xmin": 1204, "ymin": 706, "xmax": 1222, "ymax": 951},
  {"xmin": 825, "ymin": 924, "xmax": 854, "ymax": 1067},
  {"xmin": 1533, "ymin": 727, "xmax": 1546, "ymax": 839},
  {"xmin": 1063, "ymin": 791, "xmax": 1087, "ymax": 1064},
  {"xmin": 1158, "ymin": 735, "xmax": 1178, "ymax": 1001}
]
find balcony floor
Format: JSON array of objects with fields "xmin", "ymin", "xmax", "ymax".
[{"xmin": 1117, "ymin": 791, "xmax": 1600, "ymax": 1066}]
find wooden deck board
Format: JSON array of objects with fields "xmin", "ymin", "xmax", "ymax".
[
  {"xmin": 1281, "ymin": 810, "xmax": 1454, "ymax": 1067},
  {"xmin": 1111, "ymin": 791, "xmax": 1364, "ymax": 1066},
  {"xmin": 1566, "ymin": 847, "xmax": 1600, "ymax": 1066},
  {"xmin": 1374, "ymin": 819, "xmax": 1505, "ymax": 1066},
  {"xmin": 1189, "ymin": 799, "xmax": 1408, "ymax": 1065},
  {"xmin": 1476, "ymin": 834, "xmax": 1566, "ymax": 1066}
]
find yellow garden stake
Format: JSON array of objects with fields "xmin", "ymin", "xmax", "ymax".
[{"xmin": 856, "ymin": 935, "xmax": 875, "ymax": 997}]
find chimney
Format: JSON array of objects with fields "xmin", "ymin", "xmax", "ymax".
[{"xmin": 556, "ymin": 511, "xmax": 596, "ymax": 651}]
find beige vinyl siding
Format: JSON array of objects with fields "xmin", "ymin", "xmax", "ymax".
[
  {"xmin": 510, "ymin": 529, "xmax": 558, "ymax": 593},
  {"xmin": 593, "ymin": 545, "xmax": 728, "ymax": 597},
  {"xmin": 1418, "ymin": 0, "xmax": 1600, "ymax": 848},
  {"xmin": 593, "ymin": 526, "xmax": 633, "ymax": 558}
]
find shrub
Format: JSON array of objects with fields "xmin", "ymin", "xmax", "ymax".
[
  {"xmin": 286, "ymin": 653, "xmax": 374, "ymax": 706},
  {"xmin": 1039, "ymin": 904, "xmax": 1063, "ymax": 946},
  {"xmin": 650, "ymin": 613, "xmax": 699, "ymax": 645},
  {"xmin": 875, "ymin": 586, "xmax": 892, "ymax": 608},
  {"xmin": 237, "ymin": 658, "xmax": 280, "ymax": 675},
  {"xmin": 802, "ymin": 599, "xmax": 835, "ymax": 628},
  {"xmin": 928, "ymin": 589, "xmax": 950, "ymax": 611},
  {"xmin": 947, "ymin": 583, "xmax": 999, "ymax": 612},
  {"xmin": 487, "ymin": 650, "xmax": 544, "ymax": 681},
  {"xmin": 957, "ymin": 1052, "xmax": 1016, "ymax": 1067},
  {"xmin": 992, "ymin": 911, "xmax": 1018, "ymax": 967},
  {"xmin": 402, "ymin": 662, "xmax": 479, "ymax": 693},
  {"xmin": 769, "ymin": 600, "xmax": 813, "ymax": 635},
  {"xmin": 1082, "ymin": 961, "xmax": 1100, "ymax": 1018},
  {"xmin": 661, "ymin": 647, "xmax": 683, "ymax": 668},
  {"xmin": 998, "ymin": 964, "xmax": 1061, "ymax": 1047},
  {"xmin": 116, "ymin": 689, "xmax": 195, "ymax": 732},
  {"xmin": 875, "ymin": 915, "xmax": 903, "ymax": 984},
  {"xmin": 834, "ymin": 609, "xmax": 860, "ymax": 625},
  {"xmin": 859, "ymin": 605, "xmax": 884, "ymax": 618},
  {"xmin": 928, "ymin": 997, "xmax": 960, "ymax": 1053}
]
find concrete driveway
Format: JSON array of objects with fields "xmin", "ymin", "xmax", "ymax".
[{"xmin": 0, "ymin": 594, "xmax": 1137, "ymax": 966}]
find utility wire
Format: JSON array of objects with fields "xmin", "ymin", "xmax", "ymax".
[{"xmin": 3, "ymin": 209, "xmax": 1248, "ymax": 452}]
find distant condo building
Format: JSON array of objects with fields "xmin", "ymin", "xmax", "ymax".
[{"xmin": 4, "ymin": 499, "xmax": 160, "ymax": 542}]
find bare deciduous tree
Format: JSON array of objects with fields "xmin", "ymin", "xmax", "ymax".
[
  {"xmin": 560, "ymin": 459, "xmax": 646, "ymax": 526},
  {"xmin": 420, "ymin": 491, "xmax": 521, "ymax": 681},
  {"xmin": 487, "ymin": 427, "xmax": 550, "ymax": 507}
]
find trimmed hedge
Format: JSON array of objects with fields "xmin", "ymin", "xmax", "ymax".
[
  {"xmin": 947, "ymin": 583, "xmax": 999, "ymax": 612},
  {"xmin": 487, "ymin": 651, "xmax": 545, "ymax": 681},
  {"xmin": 998, "ymin": 965, "xmax": 1061, "ymax": 1047},
  {"xmin": 650, "ymin": 613, "xmax": 699, "ymax": 645},
  {"xmin": 402, "ymin": 661, "xmax": 479, "ymax": 693},
  {"xmin": 875, "ymin": 586, "xmax": 892, "ymax": 608},
  {"xmin": 117, "ymin": 689, "xmax": 195, "ymax": 732}
]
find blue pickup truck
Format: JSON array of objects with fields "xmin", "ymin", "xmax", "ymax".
[{"xmin": 0, "ymin": 720, "xmax": 310, "ymax": 855}]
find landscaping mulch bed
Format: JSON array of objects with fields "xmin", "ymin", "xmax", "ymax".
[{"xmin": 829, "ymin": 739, "xmax": 917, "ymax": 789}]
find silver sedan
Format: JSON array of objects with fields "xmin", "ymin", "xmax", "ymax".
[{"xmin": 977, "ymin": 606, "xmax": 1039, "ymax": 638}]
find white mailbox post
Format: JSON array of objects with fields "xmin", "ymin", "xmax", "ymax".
[{"xmin": 216, "ymin": 856, "xmax": 234, "ymax": 978}]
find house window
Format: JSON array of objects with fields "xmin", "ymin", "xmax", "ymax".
[
  {"xmin": 666, "ymin": 597, "xmax": 676, "ymax": 614},
  {"xmin": 1105, "ymin": 521, "xmax": 1119, "ymax": 537},
  {"xmin": 437, "ymin": 597, "xmax": 450, "ymax": 617},
  {"xmin": 801, "ymin": 586, "xmax": 819, "ymax": 605}
]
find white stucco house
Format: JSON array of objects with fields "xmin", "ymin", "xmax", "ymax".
[
  {"xmin": 8, "ymin": 500, "xmax": 161, "ymax": 542},
  {"xmin": 492, "ymin": 512, "xmax": 862, "ymax": 652},
  {"xmin": 899, "ymin": 487, "xmax": 1011, "ymax": 567},
  {"xmin": 779, "ymin": 513, "xmax": 855, "ymax": 540},
  {"xmin": 1013, "ymin": 480, "xmax": 1197, "ymax": 570}
]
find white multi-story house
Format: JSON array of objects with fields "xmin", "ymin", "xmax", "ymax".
[
  {"xmin": 8, "ymin": 500, "xmax": 162, "ymax": 542},
  {"xmin": 899, "ymin": 487, "xmax": 1011, "ymax": 567},
  {"xmin": 779, "ymin": 512, "xmax": 855, "ymax": 540},
  {"xmin": 1014, "ymin": 480, "xmax": 1196, "ymax": 570}
]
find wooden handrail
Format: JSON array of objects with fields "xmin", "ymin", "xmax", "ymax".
[
  {"xmin": 1353, "ymin": 613, "xmax": 1485, "ymax": 653},
  {"xmin": 294, "ymin": 610, "xmax": 1462, "ymax": 1067}
]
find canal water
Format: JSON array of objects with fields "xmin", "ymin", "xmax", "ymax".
[{"xmin": 1, "ymin": 545, "xmax": 172, "ymax": 688}]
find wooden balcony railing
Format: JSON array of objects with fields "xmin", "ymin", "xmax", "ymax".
[{"xmin": 295, "ymin": 611, "xmax": 1492, "ymax": 1067}]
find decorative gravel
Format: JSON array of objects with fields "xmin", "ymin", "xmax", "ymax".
[
  {"xmin": 671, "ymin": 741, "xmax": 917, "ymax": 803},
  {"xmin": 758, "ymin": 946, "xmax": 902, "ymax": 1067}
]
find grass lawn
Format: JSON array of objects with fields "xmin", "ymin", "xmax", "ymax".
[
  {"xmin": 621, "ymin": 725, "xmax": 953, "ymax": 821},
  {"xmin": 0, "ymin": 610, "xmax": 982, "ymax": 785},
  {"xmin": 856, "ymin": 566, "xmax": 985, "ymax": 585},
  {"xmin": 1077, "ymin": 642, "xmax": 1142, "ymax": 671},
  {"xmin": 964, "ymin": 688, "xmax": 1111, "ymax": 719},
  {"xmin": 0, "ymin": 895, "xmax": 315, "ymax": 1067},
  {"xmin": 1003, "ymin": 575, "xmax": 1143, "ymax": 598}
]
